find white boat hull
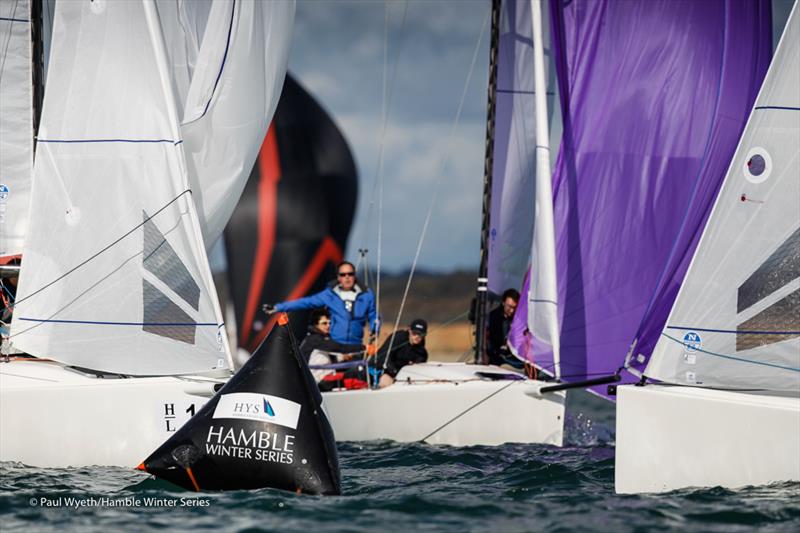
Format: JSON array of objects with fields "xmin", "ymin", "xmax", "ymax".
[
  {"xmin": 615, "ymin": 384, "xmax": 800, "ymax": 494},
  {"xmin": 1, "ymin": 360, "xmax": 565, "ymax": 468},
  {"xmin": 322, "ymin": 362, "xmax": 566, "ymax": 446},
  {"xmin": 0, "ymin": 360, "xmax": 220, "ymax": 468}
]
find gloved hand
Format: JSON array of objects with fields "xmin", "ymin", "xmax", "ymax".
[{"xmin": 262, "ymin": 304, "xmax": 276, "ymax": 314}]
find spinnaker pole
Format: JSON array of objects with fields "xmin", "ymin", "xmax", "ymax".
[{"xmin": 474, "ymin": 0, "xmax": 501, "ymax": 364}]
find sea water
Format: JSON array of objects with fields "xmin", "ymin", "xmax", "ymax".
[{"xmin": 1, "ymin": 391, "xmax": 798, "ymax": 532}]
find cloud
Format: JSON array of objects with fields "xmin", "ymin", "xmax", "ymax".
[{"xmin": 289, "ymin": 0, "xmax": 491, "ymax": 272}]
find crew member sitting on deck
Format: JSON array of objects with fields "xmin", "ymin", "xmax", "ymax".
[
  {"xmin": 0, "ymin": 258, "xmax": 20, "ymax": 339},
  {"xmin": 486, "ymin": 288, "xmax": 523, "ymax": 368},
  {"xmin": 299, "ymin": 308, "xmax": 365, "ymax": 391},
  {"xmin": 375, "ymin": 318, "xmax": 429, "ymax": 388}
]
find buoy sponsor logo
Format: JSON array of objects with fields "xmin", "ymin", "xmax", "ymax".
[
  {"xmin": 213, "ymin": 392, "xmax": 301, "ymax": 429},
  {"xmin": 205, "ymin": 425, "xmax": 294, "ymax": 465}
]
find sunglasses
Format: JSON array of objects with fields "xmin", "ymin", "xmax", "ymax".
[{"xmin": 338, "ymin": 272, "xmax": 355, "ymax": 277}]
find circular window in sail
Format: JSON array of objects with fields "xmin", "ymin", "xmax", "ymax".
[
  {"xmin": 743, "ymin": 147, "xmax": 772, "ymax": 184},
  {"xmin": 65, "ymin": 206, "xmax": 81, "ymax": 226}
]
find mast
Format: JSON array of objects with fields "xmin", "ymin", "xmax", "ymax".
[
  {"xmin": 528, "ymin": 0, "xmax": 560, "ymax": 378},
  {"xmin": 474, "ymin": 0, "xmax": 501, "ymax": 364},
  {"xmin": 30, "ymin": 0, "xmax": 44, "ymax": 147}
]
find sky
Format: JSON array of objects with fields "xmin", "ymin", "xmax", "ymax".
[
  {"xmin": 287, "ymin": 0, "xmax": 492, "ymax": 273},
  {"xmin": 274, "ymin": 0, "xmax": 797, "ymax": 275}
]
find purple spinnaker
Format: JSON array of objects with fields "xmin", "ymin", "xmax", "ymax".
[{"xmin": 510, "ymin": 0, "xmax": 771, "ymax": 398}]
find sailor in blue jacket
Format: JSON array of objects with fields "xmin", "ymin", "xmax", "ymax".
[{"xmin": 265, "ymin": 261, "xmax": 378, "ymax": 344}]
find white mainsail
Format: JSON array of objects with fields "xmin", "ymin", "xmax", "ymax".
[
  {"xmin": 0, "ymin": 0, "xmax": 34, "ymax": 258},
  {"xmin": 10, "ymin": 0, "xmax": 229, "ymax": 375},
  {"xmin": 157, "ymin": 0, "xmax": 295, "ymax": 249},
  {"xmin": 487, "ymin": 0, "xmax": 558, "ymax": 295},
  {"xmin": 644, "ymin": 4, "xmax": 800, "ymax": 392}
]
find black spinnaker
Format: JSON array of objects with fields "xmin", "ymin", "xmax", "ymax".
[
  {"xmin": 138, "ymin": 315, "xmax": 341, "ymax": 494},
  {"xmin": 224, "ymin": 74, "xmax": 358, "ymax": 353}
]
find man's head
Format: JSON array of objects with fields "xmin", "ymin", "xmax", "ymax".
[
  {"xmin": 336, "ymin": 261, "xmax": 357, "ymax": 291},
  {"xmin": 408, "ymin": 318, "xmax": 427, "ymax": 345},
  {"xmin": 309, "ymin": 307, "xmax": 331, "ymax": 335},
  {"xmin": 501, "ymin": 288, "xmax": 520, "ymax": 319}
]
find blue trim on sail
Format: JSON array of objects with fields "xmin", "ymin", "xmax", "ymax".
[
  {"xmin": 0, "ymin": 17, "xmax": 29, "ymax": 23},
  {"xmin": 181, "ymin": 0, "xmax": 236, "ymax": 126},
  {"xmin": 496, "ymin": 89, "xmax": 556, "ymax": 95},
  {"xmin": 667, "ymin": 325, "xmax": 800, "ymax": 335},
  {"xmin": 754, "ymin": 106, "xmax": 800, "ymax": 111},
  {"xmin": 19, "ymin": 318, "xmax": 220, "ymax": 327},
  {"xmin": 662, "ymin": 333, "xmax": 800, "ymax": 372},
  {"xmin": 38, "ymin": 139, "xmax": 183, "ymax": 145}
]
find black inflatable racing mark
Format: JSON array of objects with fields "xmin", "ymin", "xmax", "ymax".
[{"xmin": 138, "ymin": 314, "xmax": 341, "ymax": 494}]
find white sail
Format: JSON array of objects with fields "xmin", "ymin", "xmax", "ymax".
[
  {"xmin": 0, "ymin": 0, "xmax": 34, "ymax": 258},
  {"xmin": 10, "ymin": 0, "xmax": 229, "ymax": 376},
  {"xmin": 158, "ymin": 0, "xmax": 294, "ymax": 249},
  {"xmin": 644, "ymin": 5, "xmax": 800, "ymax": 392},
  {"xmin": 526, "ymin": 0, "xmax": 560, "ymax": 376},
  {"xmin": 487, "ymin": 0, "xmax": 557, "ymax": 294}
]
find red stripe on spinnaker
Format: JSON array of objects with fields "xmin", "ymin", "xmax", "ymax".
[
  {"xmin": 245, "ymin": 236, "xmax": 342, "ymax": 353},
  {"xmin": 240, "ymin": 124, "xmax": 281, "ymax": 347},
  {"xmin": 0, "ymin": 254, "xmax": 21, "ymax": 266}
]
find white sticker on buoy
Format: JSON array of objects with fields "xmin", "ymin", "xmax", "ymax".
[{"xmin": 213, "ymin": 392, "xmax": 301, "ymax": 430}]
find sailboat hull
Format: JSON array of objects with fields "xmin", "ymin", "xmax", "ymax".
[
  {"xmin": 1, "ymin": 361, "xmax": 565, "ymax": 468},
  {"xmin": 615, "ymin": 384, "xmax": 800, "ymax": 494},
  {"xmin": 322, "ymin": 363, "xmax": 565, "ymax": 446},
  {"xmin": 0, "ymin": 360, "xmax": 222, "ymax": 468}
]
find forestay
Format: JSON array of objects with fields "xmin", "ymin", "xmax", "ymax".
[
  {"xmin": 10, "ymin": 0, "xmax": 229, "ymax": 375},
  {"xmin": 0, "ymin": 0, "xmax": 34, "ymax": 259},
  {"xmin": 157, "ymin": 0, "xmax": 295, "ymax": 249},
  {"xmin": 644, "ymin": 5, "xmax": 800, "ymax": 392}
]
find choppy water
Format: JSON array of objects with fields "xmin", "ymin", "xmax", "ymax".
[{"xmin": 1, "ymin": 391, "xmax": 798, "ymax": 532}]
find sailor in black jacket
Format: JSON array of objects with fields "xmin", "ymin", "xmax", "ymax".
[
  {"xmin": 299, "ymin": 309, "xmax": 364, "ymax": 387},
  {"xmin": 375, "ymin": 319, "xmax": 429, "ymax": 388}
]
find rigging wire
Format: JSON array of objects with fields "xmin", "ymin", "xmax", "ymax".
[
  {"xmin": 382, "ymin": 8, "xmax": 491, "ymax": 369},
  {"xmin": 355, "ymin": 1, "xmax": 410, "ymax": 253},
  {"xmin": 374, "ymin": 1, "xmax": 395, "ymax": 348},
  {"xmin": 14, "ymin": 190, "xmax": 193, "ymax": 305}
]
